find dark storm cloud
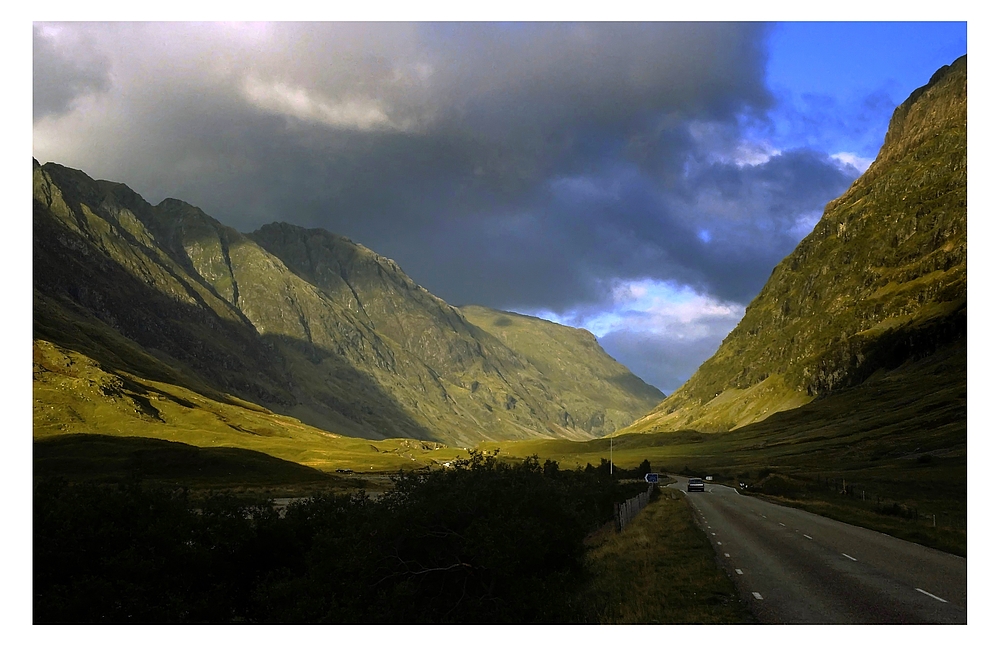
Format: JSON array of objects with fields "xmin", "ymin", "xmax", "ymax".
[
  {"xmin": 32, "ymin": 24, "xmax": 111, "ymax": 119},
  {"xmin": 33, "ymin": 22, "xmax": 856, "ymax": 319},
  {"xmin": 669, "ymin": 147, "xmax": 859, "ymax": 302}
]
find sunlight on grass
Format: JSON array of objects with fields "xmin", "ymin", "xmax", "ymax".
[{"xmin": 575, "ymin": 491, "xmax": 752, "ymax": 624}]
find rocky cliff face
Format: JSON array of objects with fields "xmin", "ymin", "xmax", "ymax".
[
  {"xmin": 628, "ymin": 56, "xmax": 966, "ymax": 434},
  {"xmin": 33, "ymin": 163, "xmax": 663, "ymax": 446}
]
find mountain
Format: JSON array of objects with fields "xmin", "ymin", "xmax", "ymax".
[
  {"xmin": 460, "ymin": 306, "xmax": 664, "ymax": 430},
  {"xmin": 627, "ymin": 55, "xmax": 966, "ymax": 434},
  {"xmin": 32, "ymin": 162, "xmax": 663, "ymax": 450}
]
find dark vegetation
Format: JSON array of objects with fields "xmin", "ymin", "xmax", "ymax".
[{"xmin": 34, "ymin": 451, "xmax": 652, "ymax": 624}]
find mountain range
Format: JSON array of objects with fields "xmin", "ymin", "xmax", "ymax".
[
  {"xmin": 32, "ymin": 159, "xmax": 663, "ymax": 450},
  {"xmin": 33, "ymin": 56, "xmax": 966, "ymax": 471}
]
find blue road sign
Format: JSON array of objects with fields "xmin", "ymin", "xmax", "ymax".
[{"xmin": 645, "ymin": 473, "xmax": 659, "ymax": 484}]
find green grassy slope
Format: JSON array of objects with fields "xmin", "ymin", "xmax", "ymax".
[
  {"xmin": 33, "ymin": 338, "xmax": 465, "ymax": 474},
  {"xmin": 628, "ymin": 56, "xmax": 966, "ymax": 434}
]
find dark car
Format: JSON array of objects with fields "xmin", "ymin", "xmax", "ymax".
[{"xmin": 687, "ymin": 477, "xmax": 705, "ymax": 492}]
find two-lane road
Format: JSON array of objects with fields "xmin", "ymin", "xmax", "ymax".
[{"xmin": 667, "ymin": 478, "xmax": 966, "ymax": 624}]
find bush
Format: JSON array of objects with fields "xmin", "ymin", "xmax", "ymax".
[{"xmin": 34, "ymin": 451, "xmax": 646, "ymax": 623}]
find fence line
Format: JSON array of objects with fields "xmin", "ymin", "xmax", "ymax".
[{"xmin": 614, "ymin": 485, "xmax": 654, "ymax": 532}]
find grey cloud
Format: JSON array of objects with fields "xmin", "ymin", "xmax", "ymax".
[
  {"xmin": 33, "ymin": 25, "xmax": 112, "ymax": 119},
  {"xmin": 32, "ymin": 22, "xmax": 854, "ymax": 322}
]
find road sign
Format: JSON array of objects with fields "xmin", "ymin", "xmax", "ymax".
[{"xmin": 645, "ymin": 473, "xmax": 659, "ymax": 484}]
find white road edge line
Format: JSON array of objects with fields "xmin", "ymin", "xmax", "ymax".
[
  {"xmin": 916, "ymin": 588, "xmax": 949, "ymax": 603},
  {"xmin": 717, "ymin": 541, "xmax": 722, "ymax": 545},
  {"xmin": 735, "ymin": 569, "xmax": 743, "ymax": 575},
  {"xmin": 752, "ymin": 592, "xmax": 763, "ymax": 600},
  {"xmin": 724, "ymin": 553, "xmax": 730, "ymax": 558},
  {"xmin": 779, "ymin": 523, "xmax": 786, "ymax": 527},
  {"xmin": 803, "ymin": 534, "xmax": 813, "ymax": 540},
  {"xmin": 842, "ymin": 553, "xmax": 857, "ymax": 561}
]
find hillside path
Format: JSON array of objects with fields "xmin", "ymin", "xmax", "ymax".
[{"xmin": 667, "ymin": 478, "xmax": 966, "ymax": 624}]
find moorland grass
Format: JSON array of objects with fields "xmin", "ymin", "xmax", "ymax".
[{"xmin": 33, "ymin": 339, "xmax": 465, "ymax": 474}]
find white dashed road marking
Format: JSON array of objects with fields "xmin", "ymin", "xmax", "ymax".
[
  {"xmin": 735, "ymin": 569, "xmax": 743, "ymax": 575},
  {"xmin": 752, "ymin": 592, "xmax": 763, "ymax": 600},
  {"xmin": 724, "ymin": 553, "xmax": 730, "ymax": 558},
  {"xmin": 717, "ymin": 541, "xmax": 722, "ymax": 545},
  {"xmin": 842, "ymin": 553, "xmax": 857, "ymax": 562},
  {"xmin": 803, "ymin": 534, "xmax": 813, "ymax": 540},
  {"xmin": 711, "ymin": 532, "xmax": 716, "ymax": 536},
  {"xmin": 779, "ymin": 522, "xmax": 786, "ymax": 527},
  {"xmin": 916, "ymin": 588, "xmax": 949, "ymax": 603}
]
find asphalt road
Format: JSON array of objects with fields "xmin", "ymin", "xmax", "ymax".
[{"xmin": 667, "ymin": 478, "xmax": 967, "ymax": 624}]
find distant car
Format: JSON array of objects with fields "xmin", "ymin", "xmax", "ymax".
[{"xmin": 687, "ymin": 477, "xmax": 705, "ymax": 492}]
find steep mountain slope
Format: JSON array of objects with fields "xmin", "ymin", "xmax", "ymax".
[
  {"xmin": 628, "ymin": 55, "xmax": 966, "ymax": 434},
  {"xmin": 33, "ymin": 162, "xmax": 662, "ymax": 448}
]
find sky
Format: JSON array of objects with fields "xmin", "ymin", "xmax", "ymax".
[{"xmin": 31, "ymin": 20, "xmax": 968, "ymax": 395}]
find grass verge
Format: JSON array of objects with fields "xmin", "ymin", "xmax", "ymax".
[
  {"xmin": 572, "ymin": 489, "xmax": 753, "ymax": 624},
  {"xmin": 744, "ymin": 489, "xmax": 966, "ymax": 556}
]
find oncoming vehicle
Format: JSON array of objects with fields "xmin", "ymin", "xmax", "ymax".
[{"xmin": 687, "ymin": 477, "xmax": 705, "ymax": 492}]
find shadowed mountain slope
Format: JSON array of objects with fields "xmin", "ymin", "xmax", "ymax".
[
  {"xmin": 627, "ymin": 55, "xmax": 966, "ymax": 434},
  {"xmin": 33, "ymin": 162, "xmax": 662, "ymax": 448}
]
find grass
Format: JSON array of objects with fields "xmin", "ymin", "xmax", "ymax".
[
  {"xmin": 573, "ymin": 489, "xmax": 753, "ymax": 623},
  {"xmin": 744, "ymin": 489, "xmax": 966, "ymax": 557},
  {"xmin": 32, "ymin": 338, "xmax": 466, "ymax": 475},
  {"xmin": 32, "ymin": 434, "xmax": 376, "ymax": 499}
]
